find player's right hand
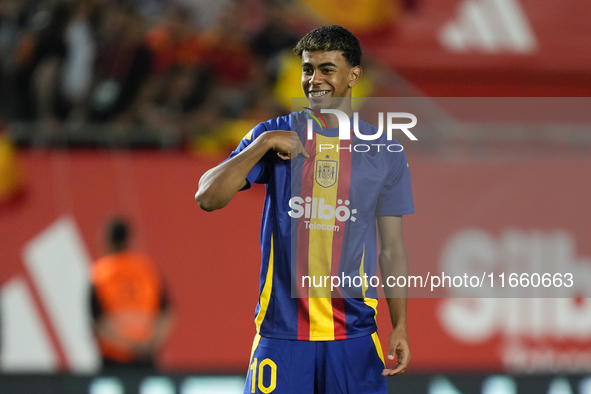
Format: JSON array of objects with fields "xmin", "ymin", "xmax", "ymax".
[
  {"xmin": 266, "ymin": 131, "xmax": 310, "ymax": 160},
  {"xmin": 382, "ymin": 327, "xmax": 411, "ymax": 376}
]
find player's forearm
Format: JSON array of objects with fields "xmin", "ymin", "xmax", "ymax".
[
  {"xmin": 384, "ymin": 297, "xmax": 407, "ymax": 331},
  {"xmin": 379, "ymin": 247, "xmax": 409, "ymax": 330},
  {"xmin": 195, "ymin": 133, "xmax": 273, "ymax": 211}
]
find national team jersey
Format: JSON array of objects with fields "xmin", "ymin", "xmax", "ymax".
[{"xmin": 227, "ymin": 111, "xmax": 414, "ymax": 341}]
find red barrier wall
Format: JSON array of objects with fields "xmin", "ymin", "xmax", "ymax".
[{"xmin": 2, "ymin": 150, "xmax": 591, "ymax": 373}]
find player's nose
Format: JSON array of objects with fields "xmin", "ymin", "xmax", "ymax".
[{"xmin": 309, "ymin": 71, "xmax": 323, "ymax": 85}]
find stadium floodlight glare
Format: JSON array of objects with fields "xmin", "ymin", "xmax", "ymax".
[
  {"xmin": 428, "ymin": 376, "xmax": 463, "ymax": 394},
  {"xmin": 481, "ymin": 375, "xmax": 517, "ymax": 394},
  {"xmin": 180, "ymin": 376, "xmax": 246, "ymax": 394},
  {"xmin": 89, "ymin": 377, "xmax": 124, "ymax": 394},
  {"xmin": 139, "ymin": 377, "xmax": 176, "ymax": 394},
  {"xmin": 580, "ymin": 377, "xmax": 591, "ymax": 394},
  {"xmin": 547, "ymin": 378, "xmax": 575, "ymax": 394}
]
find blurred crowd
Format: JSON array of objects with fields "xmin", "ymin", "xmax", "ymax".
[{"xmin": 0, "ymin": 0, "xmax": 308, "ymax": 149}]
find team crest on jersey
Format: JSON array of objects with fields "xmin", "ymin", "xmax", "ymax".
[{"xmin": 315, "ymin": 160, "xmax": 338, "ymax": 188}]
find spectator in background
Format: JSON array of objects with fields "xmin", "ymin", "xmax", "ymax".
[
  {"xmin": 13, "ymin": 1, "xmax": 70, "ymax": 124},
  {"xmin": 87, "ymin": 4, "xmax": 153, "ymax": 124},
  {"xmin": 176, "ymin": 2, "xmax": 268, "ymax": 143},
  {"xmin": 187, "ymin": 2, "xmax": 297, "ymax": 152},
  {"xmin": 136, "ymin": 0, "xmax": 169, "ymax": 25},
  {"xmin": 56, "ymin": 0, "xmax": 96, "ymax": 122},
  {"xmin": 143, "ymin": 65, "xmax": 213, "ymax": 141},
  {"xmin": 251, "ymin": 0, "xmax": 299, "ymax": 83},
  {"xmin": 90, "ymin": 217, "xmax": 174, "ymax": 371},
  {"xmin": 143, "ymin": 4, "xmax": 213, "ymax": 139},
  {"xmin": 0, "ymin": 0, "xmax": 23, "ymax": 68},
  {"xmin": 0, "ymin": 0, "xmax": 25, "ymax": 119},
  {"xmin": 1, "ymin": 0, "xmax": 298, "ymax": 148},
  {"xmin": 146, "ymin": 4, "xmax": 202, "ymax": 76},
  {"xmin": 200, "ymin": 2, "xmax": 262, "ymax": 119}
]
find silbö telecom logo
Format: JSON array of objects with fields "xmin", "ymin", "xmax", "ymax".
[{"xmin": 303, "ymin": 107, "xmax": 418, "ymax": 153}]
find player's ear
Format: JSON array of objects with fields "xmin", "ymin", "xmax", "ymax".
[{"xmin": 348, "ymin": 66, "xmax": 362, "ymax": 88}]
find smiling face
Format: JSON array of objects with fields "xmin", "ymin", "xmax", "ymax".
[{"xmin": 301, "ymin": 50, "xmax": 362, "ymax": 101}]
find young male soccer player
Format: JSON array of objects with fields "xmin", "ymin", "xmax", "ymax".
[{"xmin": 196, "ymin": 25, "xmax": 414, "ymax": 394}]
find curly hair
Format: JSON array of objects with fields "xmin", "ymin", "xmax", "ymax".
[{"xmin": 293, "ymin": 25, "xmax": 362, "ymax": 67}]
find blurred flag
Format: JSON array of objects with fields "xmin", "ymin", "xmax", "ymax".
[
  {"xmin": 0, "ymin": 125, "xmax": 25, "ymax": 206},
  {"xmin": 300, "ymin": 0, "xmax": 408, "ymax": 34}
]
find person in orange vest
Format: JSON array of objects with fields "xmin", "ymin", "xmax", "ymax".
[{"xmin": 90, "ymin": 218, "xmax": 174, "ymax": 371}]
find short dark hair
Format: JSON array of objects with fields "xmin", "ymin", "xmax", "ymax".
[
  {"xmin": 294, "ymin": 25, "xmax": 362, "ymax": 67},
  {"xmin": 107, "ymin": 218, "xmax": 129, "ymax": 250}
]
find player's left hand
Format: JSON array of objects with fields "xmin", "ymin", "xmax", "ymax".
[{"xmin": 382, "ymin": 326, "xmax": 411, "ymax": 376}]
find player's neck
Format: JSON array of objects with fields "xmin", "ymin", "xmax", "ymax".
[{"xmin": 309, "ymin": 96, "xmax": 353, "ymax": 128}]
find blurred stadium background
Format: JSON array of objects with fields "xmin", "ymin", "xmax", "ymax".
[{"xmin": 1, "ymin": 0, "xmax": 591, "ymax": 393}]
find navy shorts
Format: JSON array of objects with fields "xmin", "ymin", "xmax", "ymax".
[{"xmin": 244, "ymin": 333, "xmax": 387, "ymax": 394}]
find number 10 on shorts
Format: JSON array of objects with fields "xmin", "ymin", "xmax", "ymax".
[{"xmin": 250, "ymin": 358, "xmax": 277, "ymax": 393}]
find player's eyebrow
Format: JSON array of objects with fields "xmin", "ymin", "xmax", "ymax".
[{"xmin": 301, "ymin": 62, "xmax": 338, "ymax": 69}]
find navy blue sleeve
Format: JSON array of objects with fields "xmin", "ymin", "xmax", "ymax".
[
  {"xmin": 375, "ymin": 149, "xmax": 415, "ymax": 216},
  {"xmin": 225, "ymin": 116, "xmax": 291, "ymax": 189}
]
